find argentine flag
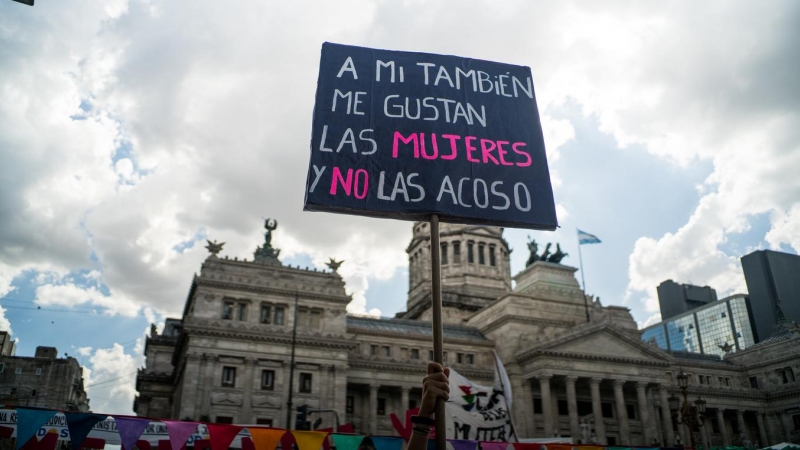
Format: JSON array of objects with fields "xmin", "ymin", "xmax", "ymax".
[{"xmin": 578, "ymin": 229, "xmax": 602, "ymax": 245}]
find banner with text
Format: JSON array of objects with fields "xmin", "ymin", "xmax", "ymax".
[
  {"xmin": 446, "ymin": 368, "xmax": 514, "ymax": 441},
  {"xmin": 304, "ymin": 43, "xmax": 557, "ymax": 230}
]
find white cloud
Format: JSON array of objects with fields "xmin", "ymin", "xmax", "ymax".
[
  {"xmin": 0, "ymin": 0, "xmax": 798, "ymax": 335},
  {"xmin": 84, "ymin": 332, "xmax": 146, "ymax": 414}
]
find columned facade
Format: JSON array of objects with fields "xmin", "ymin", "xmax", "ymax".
[{"xmin": 135, "ymin": 222, "xmax": 800, "ymax": 446}]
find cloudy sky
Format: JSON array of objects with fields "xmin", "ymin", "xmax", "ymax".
[{"xmin": 1, "ymin": 0, "xmax": 799, "ymax": 414}]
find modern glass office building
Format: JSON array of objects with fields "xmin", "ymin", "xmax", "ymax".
[{"xmin": 641, "ymin": 294, "xmax": 756, "ymax": 357}]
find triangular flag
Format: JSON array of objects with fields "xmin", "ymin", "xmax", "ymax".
[
  {"xmin": 207, "ymin": 424, "xmax": 243, "ymax": 450},
  {"xmin": 449, "ymin": 440, "xmax": 478, "ymax": 450},
  {"xmin": 65, "ymin": 412, "xmax": 107, "ymax": 450},
  {"xmin": 545, "ymin": 445, "xmax": 573, "ymax": 450},
  {"xmin": 291, "ymin": 431, "xmax": 328, "ymax": 450},
  {"xmin": 513, "ymin": 444, "xmax": 543, "ymax": 450},
  {"xmin": 16, "ymin": 408, "xmax": 57, "ymax": 450},
  {"xmin": 248, "ymin": 428, "xmax": 284, "ymax": 450},
  {"xmin": 371, "ymin": 437, "xmax": 403, "ymax": 450},
  {"xmin": 331, "ymin": 434, "xmax": 365, "ymax": 450},
  {"xmin": 164, "ymin": 420, "xmax": 199, "ymax": 450},
  {"xmin": 114, "ymin": 417, "xmax": 151, "ymax": 450},
  {"xmin": 481, "ymin": 443, "xmax": 508, "ymax": 450}
]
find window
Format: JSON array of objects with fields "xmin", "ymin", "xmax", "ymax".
[
  {"xmin": 441, "ymin": 243, "xmax": 448, "ymax": 265},
  {"xmin": 699, "ymin": 375, "xmax": 707, "ymax": 385},
  {"xmin": 223, "ymin": 302, "xmax": 234, "ymax": 320},
  {"xmin": 468, "ymin": 242, "xmax": 474, "ymax": 263},
  {"xmin": 300, "ymin": 373, "xmax": 312, "ymax": 393},
  {"xmin": 577, "ymin": 401, "xmax": 593, "ymax": 416},
  {"xmin": 749, "ymin": 376, "xmax": 759, "ymax": 389},
  {"xmin": 410, "ymin": 349, "xmax": 420, "ymax": 360},
  {"xmin": 377, "ymin": 398, "xmax": 386, "ymax": 415},
  {"xmin": 429, "ymin": 350, "xmax": 434, "ymax": 361},
  {"xmin": 261, "ymin": 370, "xmax": 275, "ymax": 390},
  {"xmin": 457, "ymin": 353, "xmax": 464, "ymax": 364},
  {"xmin": 256, "ymin": 418, "xmax": 273, "ymax": 426},
  {"xmin": 382, "ymin": 346, "xmax": 391, "ymax": 357},
  {"xmin": 409, "ymin": 399, "xmax": 417, "ymax": 410},
  {"xmin": 15, "ymin": 368, "xmax": 22, "ymax": 375},
  {"xmin": 371, "ymin": 345, "xmax": 379, "ymax": 356},
  {"xmin": 274, "ymin": 307, "xmax": 285, "ymax": 325},
  {"xmin": 557, "ymin": 399, "xmax": 568, "ymax": 416},
  {"xmin": 35, "ymin": 368, "xmax": 42, "ymax": 376},
  {"xmin": 489, "ymin": 246, "xmax": 496, "ymax": 266},
  {"xmin": 478, "ymin": 244, "xmax": 486, "ymax": 265},
  {"xmin": 237, "ymin": 303, "xmax": 247, "ymax": 321},
  {"xmin": 216, "ymin": 416, "xmax": 233, "ymax": 424},
  {"xmin": 453, "ymin": 242, "xmax": 461, "ymax": 264},
  {"xmin": 626, "ymin": 404, "xmax": 637, "ymax": 420},
  {"xmin": 260, "ymin": 305, "xmax": 271, "ymax": 324},
  {"xmin": 793, "ymin": 414, "xmax": 800, "ymax": 431},
  {"xmin": 0, "ymin": 363, "xmax": 3, "ymax": 373},
  {"xmin": 221, "ymin": 367, "xmax": 236, "ymax": 387},
  {"xmin": 31, "ymin": 389, "xmax": 37, "ymax": 397},
  {"xmin": 443, "ymin": 351, "xmax": 448, "ymax": 362},
  {"xmin": 346, "ymin": 396, "xmax": 355, "ymax": 414},
  {"xmin": 601, "ymin": 402, "xmax": 614, "ymax": 418},
  {"xmin": 533, "ymin": 398, "xmax": 542, "ymax": 414},
  {"xmin": 466, "ymin": 354, "xmax": 474, "ymax": 364}
]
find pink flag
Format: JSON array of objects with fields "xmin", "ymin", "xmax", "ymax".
[{"xmin": 164, "ymin": 420, "xmax": 199, "ymax": 450}]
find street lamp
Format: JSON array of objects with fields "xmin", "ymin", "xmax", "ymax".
[{"xmin": 669, "ymin": 371, "xmax": 706, "ymax": 449}]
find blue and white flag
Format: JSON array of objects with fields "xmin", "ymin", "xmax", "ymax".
[{"xmin": 578, "ymin": 229, "xmax": 601, "ymax": 245}]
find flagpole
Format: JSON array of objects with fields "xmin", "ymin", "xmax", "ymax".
[
  {"xmin": 577, "ymin": 230, "xmax": 590, "ymax": 322},
  {"xmin": 429, "ymin": 214, "xmax": 446, "ymax": 450}
]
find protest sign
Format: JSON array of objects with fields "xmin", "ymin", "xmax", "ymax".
[{"xmin": 304, "ymin": 43, "xmax": 557, "ymax": 230}]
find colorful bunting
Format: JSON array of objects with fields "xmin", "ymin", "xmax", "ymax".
[
  {"xmin": 206, "ymin": 424, "xmax": 243, "ymax": 450},
  {"xmin": 331, "ymin": 434, "xmax": 366, "ymax": 450},
  {"xmin": 371, "ymin": 436, "xmax": 404, "ymax": 450},
  {"xmin": 248, "ymin": 428, "xmax": 285, "ymax": 450},
  {"xmin": 481, "ymin": 442, "xmax": 509, "ymax": 450},
  {"xmin": 291, "ymin": 430, "xmax": 328, "ymax": 450},
  {"xmin": 449, "ymin": 439, "xmax": 478, "ymax": 450},
  {"xmin": 163, "ymin": 420, "xmax": 199, "ymax": 450},
  {"xmin": 113, "ymin": 416, "xmax": 151, "ymax": 450},
  {"xmin": 546, "ymin": 445, "xmax": 574, "ymax": 450},
  {"xmin": 65, "ymin": 412, "xmax": 108, "ymax": 450},
  {"xmin": 16, "ymin": 408, "xmax": 57, "ymax": 450},
  {"xmin": 514, "ymin": 444, "xmax": 543, "ymax": 450}
]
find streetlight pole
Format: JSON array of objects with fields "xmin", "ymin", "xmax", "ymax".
[
  {"xmin": 286, "ymin": 291, "xmax": 300, "ymax": 429},
  {"xmin": 669, "ymin": 370, "xmax": 707, "ymax": 449}
]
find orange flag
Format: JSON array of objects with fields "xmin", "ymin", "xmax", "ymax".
[
  {"xmin": 248, "ymin": 428, "xmax": 285, "ymax": 450},
  {"xmin": 291, "ymin": 431, "xmax": 329, "ymax": 450}
]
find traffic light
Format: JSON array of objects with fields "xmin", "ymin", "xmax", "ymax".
[{"xmin": 295, "ymin": 405, "xmax": 310, "ymax": 430}]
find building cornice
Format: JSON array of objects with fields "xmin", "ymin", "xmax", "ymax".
[
  {"xmin": 183, "ymin": 324, "xmax": 357, "ymax": 351},
  {"xmin": 478, "ymin": 314, "xmax": 577, "ymax": 334},
  {"xmin": 520, "ymin": 349, "xmax": 673, "ymax": 368},
  {"xmin": 194, "ymin": 276, "xmax": 351, "ymax": 304},
  {"xmin": 347, "ymin": 355, "xmax": 494, "ymax": 379},
  {"xmin": 346, "ymin": 326, "xmax": 495, "ymax": 347}
]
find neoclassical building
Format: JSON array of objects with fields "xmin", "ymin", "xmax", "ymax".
[{"xmin": 135, "ymin": 222, "xmax": 800, "ymax": 446}]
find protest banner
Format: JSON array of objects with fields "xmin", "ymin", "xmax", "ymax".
[{"xmin": 304, "ymin": 42, "xmax": 557, "ymax": 230}]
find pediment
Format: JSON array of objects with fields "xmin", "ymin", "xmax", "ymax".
[
  {"xmin": 210, "ymin": 392, "xmax": 243, "ymax": 406},
  {"xmin": 534, "ymin": 323, "xmax": 672, "ymax": 363},
  {"xmin": 251, "ymin": 394, "xmax": 281, "ymax": 409}
]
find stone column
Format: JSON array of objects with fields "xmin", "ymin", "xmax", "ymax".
[
  {"xmin": 590, "ymin": 378, "xmax": 607, "ymax": 444},
  {"xmin": 658, "ymin": 385, "xmax": 675, "ymax": 447},
  {"xmin": 538, "ymin": 374, "xmax": 554, "ymax": 437},
  {"xmin": 613, "ymin": 380, "xmax": 631, "ymax": 445},
  {"xmin": 636, "ymin": 382, "xmax": 652, "ymax": 444},
  {"xmin": 369, "ymin": 384, "xmax": 379, "ymax": 435},
  {"xmin": 756, "ymin": 412, "xmax": 768, "ymax": 448},
  {"xmin": 779, "ymin": 411, "xmax": 793, "ymax": 443},
  {"xmin": 565, "ymin": 376, "xmax": 580, "ymax": 441},
  {"xmin": 736, "ymin": 410, "xmax": 748, "ymax": 443},
  {"xmin": 241, "ymin": 358, "xmax": 255, "ymax": 422},
  {"xmin": 519, "ymin": 379, "xmax": 535, "ymax": 437},
  {"xmin": 717, "ymin": 409, "xmax": 730, "ymax": 447},
  {"xmin": 699, "ymin": 415, "xmax": 710, "ymax": 450},
  {"xmin": 401, "ymin": 386, "xmax": 410, "ymax": 414}
]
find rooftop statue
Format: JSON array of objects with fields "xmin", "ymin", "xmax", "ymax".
[
  {"xmin": 326, "ymin": 258, "xmax": 344, "ymax": 272},
  {"xmin": 547, "ymin": 243, "xmax": 569, "ymax": 264},
  {"xmin": 205, "ymin": 240, "xmax": 225, "ymax": 256},
  {"xmin": 254, "ymin": 219, "xmax": 281, "ymax": 264},
  {"xmin": 526, "ymin": 238, "xmax": 569, "ymax": 266}
]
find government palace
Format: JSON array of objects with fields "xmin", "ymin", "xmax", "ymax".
[{"xmin": 135, "ymin": 222, "xmax": 800, "ymax": 447}]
